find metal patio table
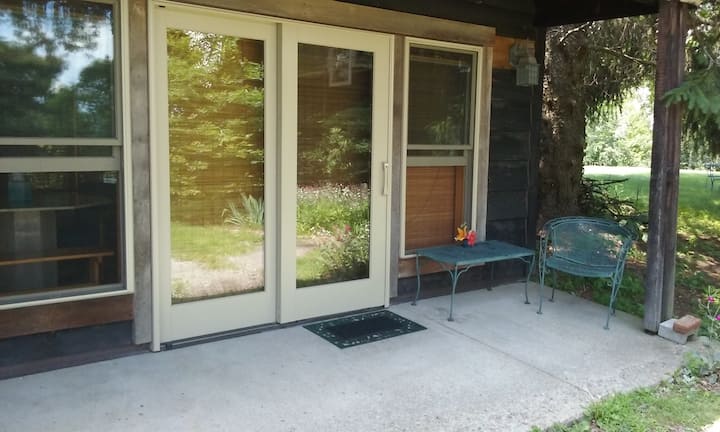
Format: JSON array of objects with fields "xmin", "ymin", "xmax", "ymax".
[{"xmin": 413, "ymin": 240, "xmax": 536, "ymax": 321}]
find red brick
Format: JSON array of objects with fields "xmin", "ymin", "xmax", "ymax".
[{"xmin": 673, "ymin": 315, "xmax": 701, "ymax": 334}]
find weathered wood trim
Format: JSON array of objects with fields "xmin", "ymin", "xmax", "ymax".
[
  {"xmin": 129, "ymin": 0, "xmax": 153, "ymax": 344},
  {"xmin": 171, "ymin": 0, "xmax": 495, "ymax": 46},
  {"xmin": 475, "ymin": 48, "xmax": 493, "ymax": 241},
  {"xmin": 0, "ymin": 295, "xmax": 134, "ymax": 339}
]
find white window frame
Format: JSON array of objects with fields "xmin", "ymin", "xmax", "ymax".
[
  {"xmin": 0, "ymin": 0, "xmax": 134, "ymax": 309},
  {"xmin": 400, "ymin": 37, "xmax": 490, "ymax": 258}
]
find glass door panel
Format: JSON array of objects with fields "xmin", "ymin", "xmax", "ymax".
[
  {"xmin": 167, "ymin": 30, "xmax": 266, "ymax": 304},
  {"xmin": 278, "ymin": 24, "xmax": 391, "ymax": 323},
  {"xmin": 154, "ymin": 7, "xmax": 277, "ymax": 342},
  {"xmin": 296, "ymin": 44, "xmax": 373, "ymax": 288}
]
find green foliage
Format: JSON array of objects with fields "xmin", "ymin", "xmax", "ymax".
[
  {"xmin": 296, "ymin": 185, "xmax": 369, "ymax": 236},
  {"xmin": 316, "ymin": 222, "xmax": 370, "ymax": 284},
  {"xmin": 670, "ymin": 0, "xmax": 720, "ymax": 155},
  {"xmin": 298, "ymin": 107, "xmax": 371, "ymax": 185},
  {"xmin": 699, "ymin": 286, "xmax": 720, "ymax": 340},
  {"xmin": 296, "ymin": 185, "xmax": 370, "ymax": 287},
  {"xmin": 167, "ymin": 30, "xmax": 265, "ymax": 224},
  {"xmin": 585, "ymin": 168, "xmax": 720, "ymax": 319},
  {"xmin": 578, "ymin": 177, "xmax": 646, "ymax": 240},
  {"xmin": 535, "ymin": 367, "xmax": 720, "ymax": 432},
  {"xmin": 585, "ymin": 87, "xmax": 655, "ymax": 168}
]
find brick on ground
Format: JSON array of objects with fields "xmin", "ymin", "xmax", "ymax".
[{"xmin": 673, "ymin": 315, "xmax": 701, "ymax": 334}]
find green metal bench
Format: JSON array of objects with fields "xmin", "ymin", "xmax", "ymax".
[{"xmin": 537, "ymin": 217, "xmax": 634, "ymax": 329}]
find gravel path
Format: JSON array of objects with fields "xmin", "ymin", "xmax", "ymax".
[{"xmin": 171, "ymin": 242, "xmax": 316, "ymax": 301}]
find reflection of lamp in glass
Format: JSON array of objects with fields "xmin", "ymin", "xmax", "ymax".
[{"xmin": 509, "ymin": 43, "xmax": 539, "ymax": 87}]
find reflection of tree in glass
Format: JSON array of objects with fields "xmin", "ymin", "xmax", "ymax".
[
  {"xmin": 300, "ymin": 107, "xmax": 371, "ymax": 185},
  {"xmin": 4, "ymin": 1, "xmax": 110, "ymax": 55},
  {"xmin": 166, "ymin": 30, "xmax": 265, "ymax": 225},
  {"xmin": 0, "ymin": 1, "xmax": 115, "ymax": 138}
]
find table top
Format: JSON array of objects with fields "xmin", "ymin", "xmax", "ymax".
[{"xmin": 416, "ymin": 240, "xmax": 535, "ymax": 266}]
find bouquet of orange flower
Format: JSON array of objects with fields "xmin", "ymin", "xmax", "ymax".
[{"xmin": 454, "ymin": 223, "xmax": 477, "ymax": 247}]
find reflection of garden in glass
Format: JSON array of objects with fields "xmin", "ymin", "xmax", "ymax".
[
  {"xmin": 296, "ymin": 185, "xmax": 370, "ymax": 287},
  {"xmin": 166, "ymin": 29, "xmax": 266, "ymax": 304},
  {"xmin": 296, "ymin": 44, "xmax": 373, "ymax": 288}
]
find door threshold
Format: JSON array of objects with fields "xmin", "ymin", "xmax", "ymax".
[{"xmin": 162, "ymin": 306, "xmax": 385, "ymax": 350}]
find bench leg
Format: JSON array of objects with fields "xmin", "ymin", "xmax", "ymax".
[
  {"xmin": 550, "ymin": 269, "xmax": 557, "ymax": 302},
  {"xmin": 523, "ymin": 255, "xmax": 535, "ymax": 305},
  {"xmin": 605, "ymin": 275, "xmax": 623, "ymax": 330},
  {"xmin": 538, "ymin": 263, "xmax": 546, "ymax": 314}
]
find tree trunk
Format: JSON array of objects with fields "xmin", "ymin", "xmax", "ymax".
[{"xmin": 538, "ymin": 27, "xmax": 589, "ymax": 226}]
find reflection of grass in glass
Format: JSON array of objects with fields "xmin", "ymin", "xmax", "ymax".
[
  {"xmin": 171, "ymin": 222, "xmax": 263, "ymax": 269},
  {"xmin": 296, "ymin": 248, "xmax": 327, "ymax": 288}
]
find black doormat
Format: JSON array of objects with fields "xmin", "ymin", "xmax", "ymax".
[{"xmin": 304, "ymin": 310, "xmax": 426, "ymax": 348}]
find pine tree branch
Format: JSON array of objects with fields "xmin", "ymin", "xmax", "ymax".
[
  {"xmin": 589, "ymin": 45, "xmax": 656, "ymax": 67},
  {"xmin": 558, "ymin": 23, "xmax": 592, "ymax": 45}
]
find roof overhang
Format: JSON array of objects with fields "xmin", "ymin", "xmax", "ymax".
[{"xmin": 534, "ymin": 0, "xmax": 659, "ymax": 26}]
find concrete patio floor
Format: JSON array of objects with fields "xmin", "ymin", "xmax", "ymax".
[{"xmin": 0, "ymin": 282, "xmax": 690, "ymax": 432}]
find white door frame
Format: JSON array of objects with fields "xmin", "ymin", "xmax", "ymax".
[
  {"xmin": 149, "ymin": 2, "xmax": 394, "ymax": 348},
  {"xmin": 150, "ymin": 4, "xmax": 278, "ymax": 344},
  {"xmin": 277, "ymin": 23, "xmax": 393, "ymax": 323}
]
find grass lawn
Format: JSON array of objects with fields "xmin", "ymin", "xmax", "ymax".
[
  {"xmin": 540, "ymin": 167, "xmax": 720, "ymax": 432},
  {"xmin": 171, "ymin": 222, "xmax": 263, "ymax": 269},
  {"xmin": 534, "ymin": 372, "xmax": 720, "ymax": 432},
  {"xmin": 580, "ymin": 167, "xmax": 720, "ymax": 320}
]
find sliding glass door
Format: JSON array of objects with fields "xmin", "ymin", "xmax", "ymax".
[{"xmin": 153, "ymin": 5, "xmax": 390, "ymax": 341}]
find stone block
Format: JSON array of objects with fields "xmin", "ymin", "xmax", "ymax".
[{"xmin": 658, "ymin": 319, "xmax": 695, "ymax": 345}]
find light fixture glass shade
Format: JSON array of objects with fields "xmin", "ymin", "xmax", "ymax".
[{"xmin": 516, "ymin": 60, "xmax": 539, "ymax": 86}]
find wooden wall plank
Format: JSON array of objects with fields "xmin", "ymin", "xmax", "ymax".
[
  {"xmin": 176, "ymin": 0, "xmax": 495, "ymax": 46},
  {"xmin": 0, "ymin": 295, "xmax": 134, "ymax": 339}
]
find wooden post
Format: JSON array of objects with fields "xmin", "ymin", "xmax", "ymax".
[{"xmin": 644, "ymin": 0, "xmax": 688, "ymax": 333}]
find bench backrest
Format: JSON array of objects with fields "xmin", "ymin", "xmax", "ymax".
[{"xmin": 541, "ymin": 217, "xmax": 634, "ymax": 268}]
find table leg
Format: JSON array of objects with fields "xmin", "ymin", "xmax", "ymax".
[
  {"xmin": 412, "ymin": 254, "xmax": 421, "ymax": 306},
  {"xmin": 487, "ymin": 263, "xmax": 494, "ymax": 291},
  {"xmin": 448, "ymin": 264, "xmax": 459, "ymax": 321}
]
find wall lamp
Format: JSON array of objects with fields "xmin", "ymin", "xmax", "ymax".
[{"xmin": 509, "ymin": 43, "xmax": 539, "ymax": 87}]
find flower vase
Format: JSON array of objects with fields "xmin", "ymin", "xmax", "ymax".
[{"xmin": 461, "ymin": 239, "xmax": 469, "ymax": 248}]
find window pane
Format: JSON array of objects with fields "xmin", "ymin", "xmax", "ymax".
[
  {"xmin": 296, "ymin": 44, "xmax": 372, "ymax": 288},
  {"xmin": 408, "ymin": 47, "xmax": 474, "ymax": 146},
  {"xmin": 0, "ymin": 1, "xmax": 116, "ymax": 138},
  {"xmin": 0, "ymin": 172, "xmax": 121, "ymax": 298}
]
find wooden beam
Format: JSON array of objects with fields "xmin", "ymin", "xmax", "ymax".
[
  {"xmin": 0, "ymin": 295, "xmax": 134, "ymax": 339},
  {"xmin": 174, "ymin": 0, "xmax": 495, "ymax": 46},
  {"xmin": 644, "ymin": 0, "xmax": 688, "ymax": 333}
]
